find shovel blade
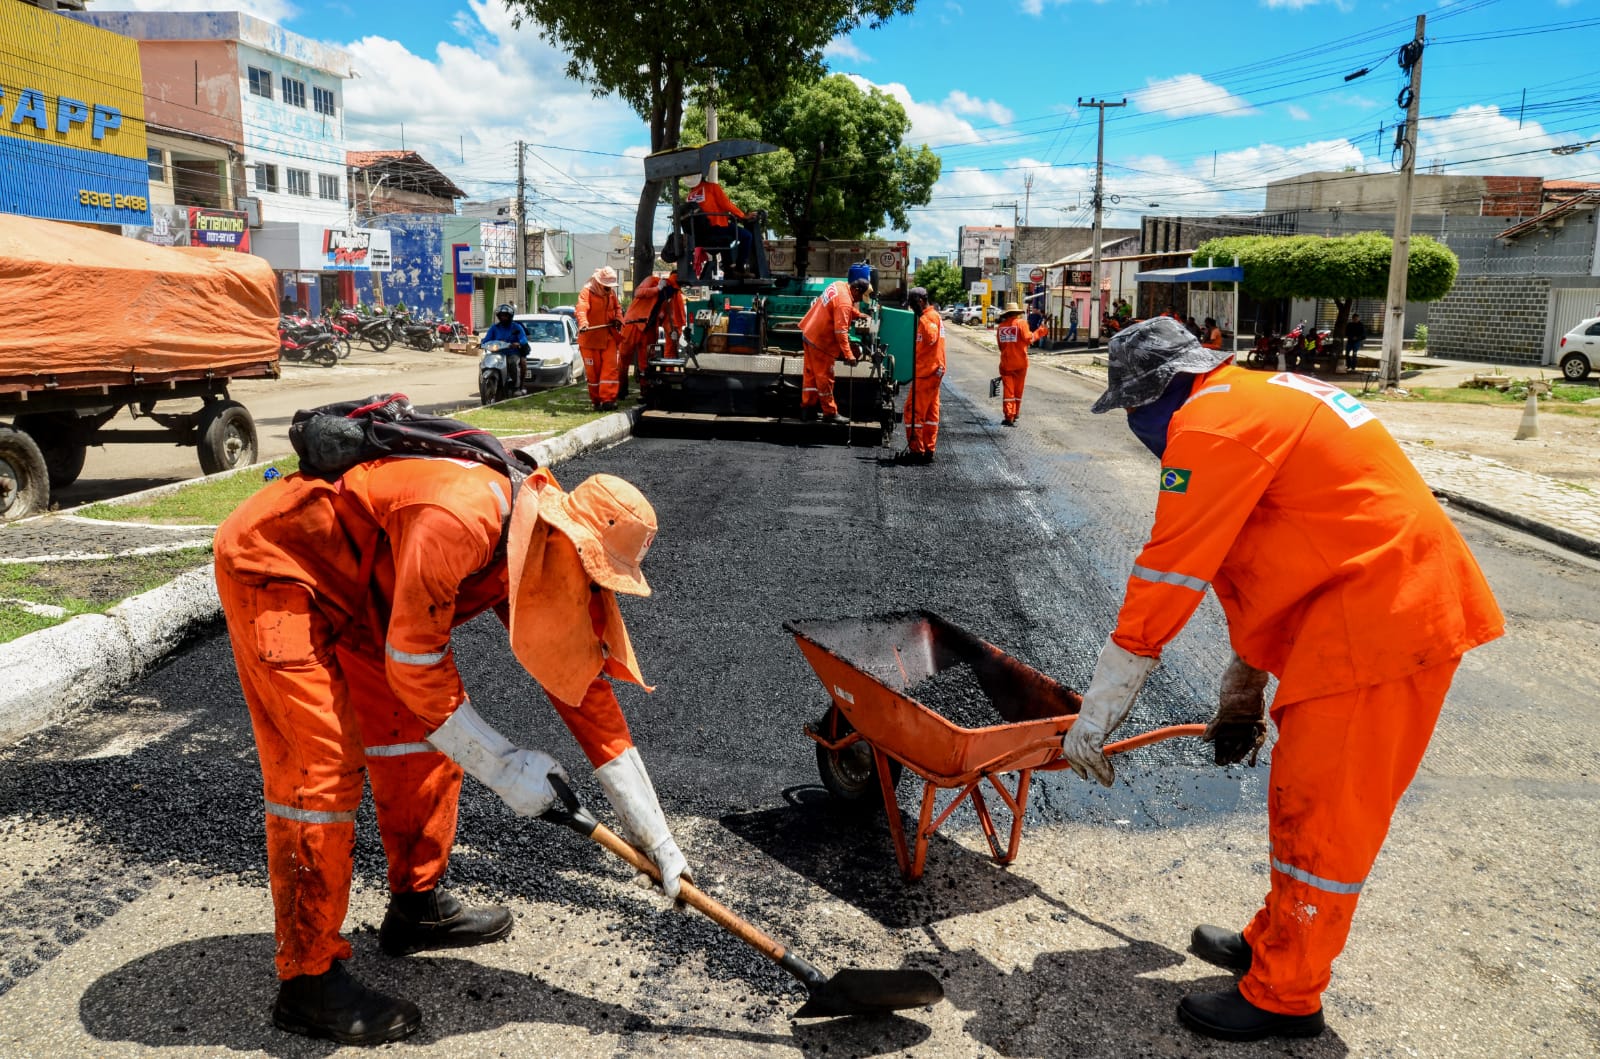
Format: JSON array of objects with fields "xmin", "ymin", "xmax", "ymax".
[{"xmin": 792, "ymin": 968, "xmax": 944, "ymax": 1019}]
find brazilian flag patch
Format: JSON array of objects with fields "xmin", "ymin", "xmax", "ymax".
[{"xmin": 1159, "ymin": 467, "xmax": 1192, "ymax": 493}]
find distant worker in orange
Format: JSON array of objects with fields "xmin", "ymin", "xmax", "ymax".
[
  {"xmin": 894, "ymin": 285, "xmax": 946, "ymax": 464},
  {"xmin": 683, "ymin": 171, "xmax": 754, "ymax": 277},
  {"xmin": 1059, "ymin": 317, "xmax": 1503, "ymax": 1043},
  {"xmin": 214, "ymin": 434, "xmax": 689, "ymax": 1047},
  {"xmin": 619, "ymin": 272, "xmax": 686, "ymax": 394},
  {"xmin": 994, "ymin": 300, "xmax": 1048, "ymax": 427},
  {"xmin": 576, "ymin": 267, "xmax": 623, "ymax": 410},
  {"xmin": 1202, "ymin": 316, "xmax": 1224, "ymax": 351},
  {"xmin": 798, "ymin": 263, "xmax": 871, "ymax": 424}
]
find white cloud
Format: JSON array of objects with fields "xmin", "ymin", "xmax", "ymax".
[
  {"xmin": 1414, "ymin": 104, "xmax": 1596, "ymax": 179},
  {"xmin": 88, "ymin": 0, "xmax": 300, "ymax": 23},
  {"xmin": 1287, "ymin": 104, "xmax": 1311, "ymax": 121},
  {"xmin": 823, "ymin": 38, "xmax": 871, "ymax": 64},
  {"xmin": 1132, "ymin": 74, "xmax": 1255, "ymax": 118}
]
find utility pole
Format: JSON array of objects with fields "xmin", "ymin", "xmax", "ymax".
[
  {"xmin": 1079, "ymin": 96, "xmax": 1126, "ymax": 346},
  {"xmin": 1023, "ymin": 173, "xmax": 1033, "ymax": 227},
  {"xmin": 1379, "ymin": 16, "xmax": 1424, "ymax": 390},
  {"xmin": 514, "ymin": 140, "xmax": 528, "ymax": 313},
  {"xmin": 706, "ymin": 81, "xmax": 718, "ymax": 183},
  {"xmin": 992, "ymin": 199, "xmax": 1019, "ymax": 316}
]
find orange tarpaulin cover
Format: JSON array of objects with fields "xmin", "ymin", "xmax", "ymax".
[{"xmin": 0, "ymin": 214, "xmax": 279, "ymax": 391}]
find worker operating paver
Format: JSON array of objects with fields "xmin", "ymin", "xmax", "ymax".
[
  {"xmin": 798, "ymin": 264, "xmax": 869, "ymax": 423},
  {"xmin": 1059, "ymin": 317, "xmax": 1505, "ymax": 1042},
  {"xmin": 212, "ymin": 437, "xmax": 689, "ymax": 1047}
]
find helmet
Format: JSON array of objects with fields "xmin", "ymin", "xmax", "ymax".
[
  {"xmin": 847, "ymin": 262, "xmax": 873, "ymax": 288},
  {"xmin": 495, "ymin": 303, "xmax": 514, "ymax": 322}
]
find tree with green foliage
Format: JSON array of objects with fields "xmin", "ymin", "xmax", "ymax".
[
  {"xmin": 503, "ymin": 0, "xmax": 916, "ymax": 284},
  {"xmin": 683, "ymin": 74, "xmax": 940, "ymax": 278},
  {"xmin": 1192, "ymin": 231, "xmax": 1458, "ymax": 337},
  {"xmin": 912, "ymin": 258, "xmax": 964, "ymax": 307}
]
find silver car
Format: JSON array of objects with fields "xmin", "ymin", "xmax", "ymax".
[{"xmin": 513, "ymin": 313, "xmax": 585, "ymax": 388}]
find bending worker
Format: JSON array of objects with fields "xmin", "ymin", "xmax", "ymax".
[
  {"xmin": 994, "ymin": 300, "xmax": 1048, "ymax": 427},
  {"xmin": 576, "ymin": 267, "xmax": 623, "ymax": 410},
  {"xmin": 619, "ymin": 272, "xmax": 686, "ymax": 396},
  {"xmin": 895, "ymin": 286, "xmax": 945, "ymax": 464},
  {"xmin": 214, "ymin": 447, "xmax": 688, "ymax": 1046},
  {"xmin": 1059, "ymin": 317, "xmax": 1503, "ymax": 1042},
  {"xmin": 797, "ymin": 263, "xmax": 870, "ymax": 423}
]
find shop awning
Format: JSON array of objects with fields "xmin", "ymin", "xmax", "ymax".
[{"xmin": 1134, "ymin": 265, "xmax": 1244, "ymax": 283}]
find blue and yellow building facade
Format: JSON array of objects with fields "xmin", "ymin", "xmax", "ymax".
[{"xmin": 0, "ymin": 4, "xmax": 150, "ymax": 227}]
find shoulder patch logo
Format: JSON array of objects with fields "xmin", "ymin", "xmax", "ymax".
[
  {"xmin": 1268, "ymin": 372, "xmax": 1375, "ymax": 428},
  {"xmin": 1159, "ymin": 467, "xmax": 1192, "ymax": 493}
]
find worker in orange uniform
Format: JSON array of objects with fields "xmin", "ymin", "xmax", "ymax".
[
  {"xmin": 994, "ymin": 300, "xmax": 1048, "ymax": 427},
  {"xmin": 892, "ymin": 285, "xmax": 945, "ymax": 464},
  {"xmin": 576, "ymin": 267, "xmax": 623, "ymax": 410},
  {"xmin": 214, "ymin": 447, "xmax": 688, "ymax": 1047},
  {"xmin": 683, "ymin": 171, "xmax": 754, "ymax": 277},
  {"xmin": 1201, "ymin": 316, "xmax": 1224, "ymax": 351},
  {"xmin": 1059, "ymin": 317, "xmax": 1503, "ymax": 1042},
  {"xmin": 619, "ymin": 272, "xmax": 686, "ymax": 395},
  {"xmin": 798, "ymin": 263, "xmax": 870, "ymax": 423}
]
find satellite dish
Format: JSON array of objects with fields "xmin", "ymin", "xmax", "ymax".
[{"xmin": 608, "ymin": 225, "xmax": 632, "ymax": 251}]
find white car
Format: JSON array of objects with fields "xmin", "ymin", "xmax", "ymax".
[
  {"xmin": 513, "ymin": 313, "xmax": 584, "ymax": 388},
  {"xmin": 1558, "ymin": 317, "xmax": 1599, "ymax": 380}
]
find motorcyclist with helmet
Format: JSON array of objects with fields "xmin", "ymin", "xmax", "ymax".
[{"xmin": 483, "ymin": 305, "xmax": 530, "ymax": 394}]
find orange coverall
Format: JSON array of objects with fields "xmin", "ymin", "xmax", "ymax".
[
  {"xmin": 995, "ymin": 316, "xmax": 1048, "ymax": 423},
  {"xmin": 1108, "ymin": 364, "xmax": 1503, "ymax": 1015},
  {"xmin": 214, "ymin": 459, "xmax": 639, "ymax": 981},
  {"xmin": 576, "ymin": 282, "xmax": 622, "ymax": 404},
  {"xmin": 683, "ymin": 180, "xmax": 745, "ymax": 226},
  {"xmin": 798, "ymin": 280, "xmax": 864, "ymax": 416},
  {"xmin": 906, "ymin": 306, "xmax": 947, "ymax": 453},
  {"xmin": 620, "ymin": 276, "xmax": 686, "ymax": 381}
]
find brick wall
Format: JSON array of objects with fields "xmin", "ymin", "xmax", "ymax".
[{"xmin": 1429, "ymin": 276, "xmax": 1550, "ymax": 364}]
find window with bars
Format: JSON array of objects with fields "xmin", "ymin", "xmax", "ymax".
[
  {"xmin": 281, "ymin": 77, "xmax": 306, "ymax": 108},
  {"xmin": 147, "ymin": 147, "xmax": 166, "ymax": 182},
  {"xmin": 313, "ymin": 86, "xmax": 336, "ymax": 117},
  {"xmin": 286, "ymin": 169, "xmax": 311, "ymax": 196},
  {"xmin": 247, "ymin": 67, "xmax": 273, "ymax": 99},
  {"xmin": 318, "ymin": 174, "xmax": 340, "ymax": 201},
  {"xmin": 253, "ymin": 163, "xmax": 279, "ymax": 193}
]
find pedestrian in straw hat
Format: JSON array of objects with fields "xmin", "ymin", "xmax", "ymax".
[{"xmin": 995, "ymin": 301, "xmax": 1049, "ymax": 427}]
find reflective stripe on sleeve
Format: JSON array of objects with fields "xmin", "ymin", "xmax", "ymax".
[
  {"xmin": 265, "ymin": 801, "xmax": 358, "ymax": 825},
  {"xmin": 386, "ymin": 642, "xmax": 448, "ymax": 666},
  {"xmin": 1186, "ymin": 383, "xmax": 1232, "ymax": 404},
  {"xmin": 1271, "ymin": 847, "xmax": 1365, "ymax": 895},
  {"xmin": 488, "ymin": 480, "xmax": 510, "ymax": 518},
  {"xmin": 1131, "ymin": 564, "xmax": 1210, "ymax": 593},
  {"xmin": 365, "ymin": 742, "xmax": 437, "ymax": 758}
]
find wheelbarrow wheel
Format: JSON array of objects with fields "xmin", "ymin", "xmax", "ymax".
[{"xmin": 814, "ymin": 706, "xmax": 902, "ymax": 812}]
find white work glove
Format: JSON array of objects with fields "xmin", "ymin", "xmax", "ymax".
[
  {"xmin": 1204, "ymin": 653, "xmax": 1270, "ymax": 767},
  {"xmin": 595, "ymin": 747, "xmax": 692, "ymax": 900},
  {"xmin": 427, "ymin": 700, "xmax": 569, "ymax": 817},
  {"xmin": 1060, "ymin": 638, "xmax": 1158, "ymax": 787}
]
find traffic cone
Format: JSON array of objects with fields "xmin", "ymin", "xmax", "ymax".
[{"xmin": 1514, "ymin": 389, "xmax": 1539, "ymax": 440}]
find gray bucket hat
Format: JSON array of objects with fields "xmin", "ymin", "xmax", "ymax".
[{"xmin": 1090, "ymin": 316, "xmax": 1232, "ymax": 414}]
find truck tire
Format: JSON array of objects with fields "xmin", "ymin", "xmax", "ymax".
[
  {"xmin": 13, "ymin": 411, "xmax": 88, "ymax": 489},
  {"xmin": 197, "ymin": 401, "xmax": 258, "ymax": 475},
  {"xmin": 0, "ymin": 426, "xmax": 50, "ymax": 522}
]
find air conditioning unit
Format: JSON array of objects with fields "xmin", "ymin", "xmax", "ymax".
[{"xmin": 236, "ymin": 196, "xmax": 262, "ymax": 228}]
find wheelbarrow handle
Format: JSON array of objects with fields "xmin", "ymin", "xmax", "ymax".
[{"xmin": 1105, "ymin": 722, "xmax": 1208, "ymax": 753}]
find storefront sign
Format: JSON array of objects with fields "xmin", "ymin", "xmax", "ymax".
[
  {"xmin": 322, "ymin": 228, "xmax": 392, "ymax": 271},
  {"xmin": 479, "ymin": 221, "xmax": 516, "ymax": 276},
  {"xmin": 190, "ymin": 208, "xmax": 249, "ymax": 250},
  {"xmin": 0, "ymin": 5, "xmax": 149, "ymax": 225},
  {"xmin": 453, "ymin": 245, "xmax": 480, "ymax": 292}
]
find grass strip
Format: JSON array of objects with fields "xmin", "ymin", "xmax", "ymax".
[
  {"xmin": 1365, "ymin": 384, "xmax": 1600, "ymax": 418},
  {"xmin": 0, "ymin": 546, "xmax": 214, "ymax": 644}
]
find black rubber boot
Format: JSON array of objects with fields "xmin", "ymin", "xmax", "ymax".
[
  {"xmin": 1177, "ymin": 986, "xmax": 1324, "ymax": 1042},
  {"xmin": 821, "ymin": 411, "xmax": 848, "ymax": 425},
  {"xmin": 379, "ymin": 888, "xmax": 513, "ymax": 957},
  {"xmin": 1190, "ymin": 924, "xmax": 1253, "ymax": 972},
  {"xmin": 272, "ymin": 961, "xmax": 421, "ymax": 1046}
]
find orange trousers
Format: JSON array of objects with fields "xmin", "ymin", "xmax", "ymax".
[
  {"xmin": 1000, "ymin": 366, "xmax": 1027, "ymax": 422},
  {"xmin": 1239, "ymin": 657, "xmax": 1460, "ymax": 1015},
  {"xmin": 590, "ymin": 339, "xmax": 623, "ymax": 403},
  {"xmin": 801, "ymin": 340, "xmax": 841, "ymax": 416},
  {"xmin": 581, "ymin": 344, "xmax": 609, "ymax": 404},
  {"xmin": 905, "ymin": 376, "xmax": 942, "ymax": 453},
  {"xmin": 217, "ymin": 575, "xmax": 463, "ymax": 980}
]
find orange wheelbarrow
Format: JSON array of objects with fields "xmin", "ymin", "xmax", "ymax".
[{"xmin": 788, "ymin": 611, "xmax": 1204, "ymax": 882}]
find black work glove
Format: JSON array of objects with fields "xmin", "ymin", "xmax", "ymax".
[{"xmin": 1203, "ymin": 654, "xmax": 1269, "ymax": 767}]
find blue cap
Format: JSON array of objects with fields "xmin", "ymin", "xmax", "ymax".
[{"xmin": 847, "ymin": 263, "xmax": 872, "ymax": 286}]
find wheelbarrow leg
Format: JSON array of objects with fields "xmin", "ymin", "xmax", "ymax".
[
  {"xmin": 873, "ymin": 747, "xmax": 915, "ymax": 881},
  {"xmin": 911, "ymin": 781, "xmax": 938, "ymax": 882}
]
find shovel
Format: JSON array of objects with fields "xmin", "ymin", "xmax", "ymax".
[{"xmin": 540, "ymin": 776, "xmax": 944, "ymax": 1019}]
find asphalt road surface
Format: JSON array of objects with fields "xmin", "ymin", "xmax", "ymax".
[{"xmin": 1, "ymin": 330, "xmax": 1595, "ymax": 1057}]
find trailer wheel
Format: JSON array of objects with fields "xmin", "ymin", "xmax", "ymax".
[
  {"xmin": 13, "ymin": 411, "xmax": 87, "ymax": 488},
  {"xmin": 814, "ymin": 705, "xmax": 902, "ymax": 811},
  {"xmin": 197, "ymin": 401, "xmax": 258, "ymax": 475},
  {"xmin": 0, "ymin": 426, "xmax": 50, "ymax": 522}
]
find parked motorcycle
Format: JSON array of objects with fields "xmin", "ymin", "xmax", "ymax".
[
  {"xmin": 333, "ymin": 308, "xmax": 393, "ymax": 353},
  {"xmin": 391, "ymin": 309, "xmax": 436, "ymax": 351},
  {"xmin": 1283, "ymin": 322, "xmax": 1336, "ymax": 372},
  {"xmin": 279, "ymin": 321, "xmax": 339, "ymax": 366}
]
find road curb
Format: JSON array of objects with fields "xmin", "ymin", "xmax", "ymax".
[
  {"xmin": 1433, "ymin": 488, "xmax": 1600, "ymax": 560},
  {"xmin": 0, "ymin": 407, "xmax": 639, "ymax": 747}
]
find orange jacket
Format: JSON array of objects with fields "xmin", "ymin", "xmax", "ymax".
[
  {"xmin": 1110, "ymin": 364, "xmax": 1503, "ymax": 704},
  {"xmin": 576, "ymin": 282, "xmax": 621, "ymax": 353},
  {"xmin": 996, "ymin": 316, "xmax": 1047, "ymax": 373},
  {"xmin": 913, "ymin": 305, "xmax": 946, "ymax": 379},
  {"xmin": 620, "ymin": 275, "xmax": 686, "ymax": 359},
  {"xmin": 800, "ymin": 280, "xmax": 865, "ymax": 360},
  {"xmin": 684, "ymin": 180, "xmax": 745, "ymax": 226},
  {"xmin": 1202, "ymin": 326, "xmax": 1224, "ymax": 351}
]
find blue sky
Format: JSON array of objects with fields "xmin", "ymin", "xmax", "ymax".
[{"xmin": 101, "ymin": 0, "xmax": 1600, "ymax": 260}]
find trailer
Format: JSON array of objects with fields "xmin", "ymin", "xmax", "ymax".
[{"xmin": 0, "ymin": 215, "xmax": 279, "ymax": 521}]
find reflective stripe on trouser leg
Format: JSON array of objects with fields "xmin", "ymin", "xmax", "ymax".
[
  {"xmin": 803, "ymin": 342, "xmax": 839, "ymax": 415},
  {"xmin": 1002, "ymin": 369, "xmax": 1024, "ymax": 420},
  {"xmin": 215, "ymin": 573, "xmax": 362, "ymax": 980},
  {"xmin": 583, "ymin": 352, "xmax": 600, "ymax": 402},
  {"xmin": 337, "ymin": 644, "xmax": 463, "ymax": 894},
  {"xmin": 599, "ymin": 341, "xmax": 621, "ymax": 403},
  {"xmin": 913, "ymin": 381, "xmax": 941, "ymax": 453},
  {"xmin": 1239, "ymin": 658, "xmax": 1461, "ymax": 1015}
]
